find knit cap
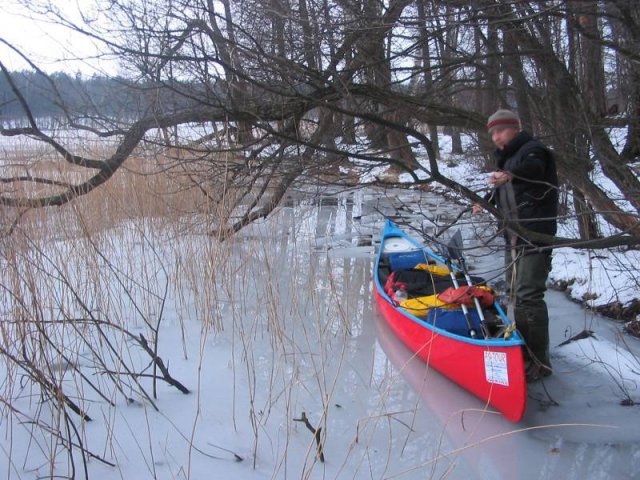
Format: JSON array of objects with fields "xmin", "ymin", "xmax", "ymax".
[{"xmin": 487, "ymin": 109, "xmax": 521, "ymax": 134}]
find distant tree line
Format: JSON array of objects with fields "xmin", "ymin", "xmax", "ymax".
[
  {"xmin": 1, "ymin": 71, "xmax": 128, "ymax": 120},
  {"xmin": 0, "ymin": 70, "xmax": 209, "ymax": 123}
]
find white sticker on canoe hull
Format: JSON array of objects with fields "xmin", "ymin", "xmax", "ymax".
[{"xmin": 484, "ymin": 351, "xmax": 509, "ymax": 386}]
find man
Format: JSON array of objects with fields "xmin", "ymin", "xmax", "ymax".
[{"xmin": 481, "ymin": 109, "xmax": 559, "ymax": 382}]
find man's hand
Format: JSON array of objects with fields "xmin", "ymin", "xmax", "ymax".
[{"xmin": 488, "ymin": 170, "xmax": 512, "ymax": 187}]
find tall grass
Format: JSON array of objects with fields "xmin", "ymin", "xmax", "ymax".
[
  {"xmin": 0, "ymin": 135, "xmax": 381, "ymax": 479},
  {"xmin": 0, "ymin": 144, "xmax": 247, "ymax": 477}
]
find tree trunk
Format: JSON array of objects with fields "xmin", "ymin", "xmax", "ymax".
[
  {"xmin": 417, "ymin": 0, "xmax": 440, "ymax": 159},
  {"xmin": 604, "ymin": 1, "xmax": 640, "ymax": 161},
  {"xmin": 573, "ymin": 188, "xmax": 601, "ymax": 240},
  {"xmin": 478, "ymin": 11, "xmax": 502, "ymax": 169},
  {"xmin": 208, "ymin": 0, "xmax": 255, "ymax": 144},
  {"xmin": 359, "ymin": 0, "xmax": 416, "ymax": 169},
  {"xmin": 451, "ymin": 129, "xmax": 463, "ymax": 154},
  {"xmin": 298, "ymin": 0, "xmax": 316, "ymax": 69},
  {"xmin": 572, "ymin": 1, "xmax": 608, "ymax": 117},
  {"xmin": 502, "ymin": 28, "xmax": 532, "ymax": 130}
]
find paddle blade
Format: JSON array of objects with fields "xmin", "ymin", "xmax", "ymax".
[{"xmin": 446, "ymin": 230, "xmax": 464, "ymax": 261}]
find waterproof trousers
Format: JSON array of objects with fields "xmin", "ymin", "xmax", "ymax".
[{"xmin": 505, "ymin": 248, "xmax": 552, "ymax": 368}]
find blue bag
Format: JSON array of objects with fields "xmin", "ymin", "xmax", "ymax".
[
  {"xmin": 425, "ymin": 307, "xmax": 482, "ymax": 337},
  {"xmin": 387, "ymin": 250, "xmax": 426, "ymax": 270}
]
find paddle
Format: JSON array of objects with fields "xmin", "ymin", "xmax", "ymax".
[
  {"xmin": 445, "ymin": 230, "xmax": 491, "ymax": 339},
  {"xmin": 498, "ymin": 183, "xmax": 520, "ymax": 339},
  {"xmin": 434, "ymin": 236, "xmax": 480, "ymax": 339}
]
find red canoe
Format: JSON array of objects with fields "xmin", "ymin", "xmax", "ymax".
[{"xmin": 374, "ymin": 220, "xmax": 527, "ymax": 422}]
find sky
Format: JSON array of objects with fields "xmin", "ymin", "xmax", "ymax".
[{"xmin": 1, "ymin": 0, "xmax": 117, "ymax": 75}]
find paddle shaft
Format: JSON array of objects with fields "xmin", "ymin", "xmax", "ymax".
[
  {"xmin": 443, "ymin": 257, "xmax": 478, "ymax": 338},
  {"xmin": 453, "ymin": 255, "xmax": 491, "ymax": 339},
  {"xmin": 439, "ymin": 229, "xmax": 489, "ymax": 339},
  {"xmin": 499, "ymin": 183, "xmax": 520, "ymax": 339}
]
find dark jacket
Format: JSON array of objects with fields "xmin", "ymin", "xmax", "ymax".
[{"xmin": 493, "ymin": 131, "xmax": 558, "ymax": 246}]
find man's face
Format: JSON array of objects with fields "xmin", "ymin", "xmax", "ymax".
[{"xmin": 491, "ymin": 127, "xmax": 520, "ymax": 150}]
